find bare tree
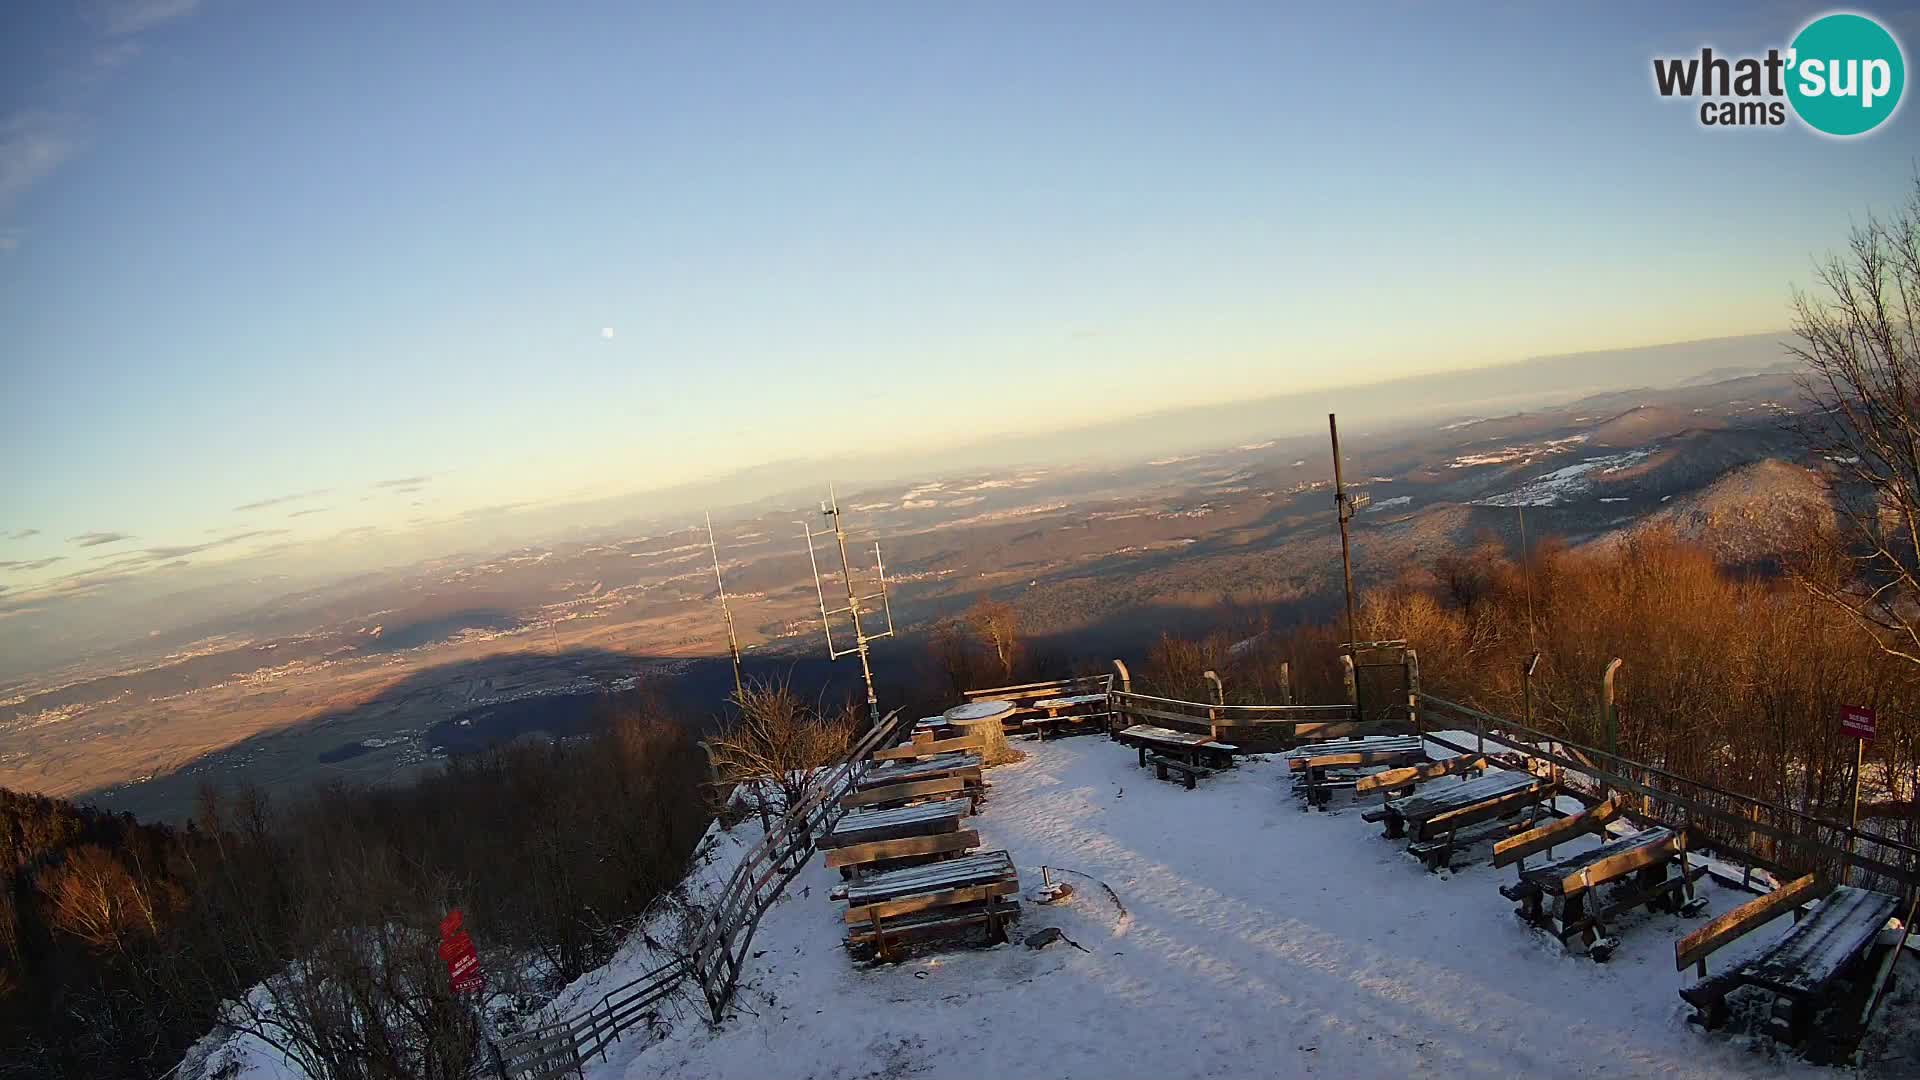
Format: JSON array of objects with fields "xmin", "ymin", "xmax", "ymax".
[
  {"xmin": 707, "ymin": 679, "xmax": 854, "ymax": 826},
  {"xmin": 1790, "ymin": 174, "xmax": 1920, "ymax": 669},
  {"xmin": 968, "ymin": 599, "xmax": 1021, "ymax": 680}
]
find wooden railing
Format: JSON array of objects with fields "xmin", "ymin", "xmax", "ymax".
[
  {"xmin": 1108, "ymin": 689, "xmax": 1365, "ymax": 742},
  {"xmin": 497, "ymin": 708, "xmax": 909, "ymax": 1078}
]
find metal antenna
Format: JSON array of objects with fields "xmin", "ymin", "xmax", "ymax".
[
  {"xmin": 707, "ymin": 511, "xmax": 744, "ymax": 702},
  {"xmin": 1329, "ymin": 413, "xmax": 1358, "ymax": 649},
  {"xmin": 797, "ymin": 484, "xmax": 895, "ymax": 715}
]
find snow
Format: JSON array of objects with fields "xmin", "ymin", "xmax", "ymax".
[
  {"xmin": 1367, "ymin": 495, "xmax": 1412, "ymax": 512},
  {"xmin": 1476, "ymin": 450, "xmax": 1654, "ymax": 507},
  {"xmin": 565, "ymin": 737, "xmax": 1916, "ymax": 1080}
]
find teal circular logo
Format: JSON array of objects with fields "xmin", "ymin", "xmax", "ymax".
[{"xmin": 1787, "ymin": 13, "xmax": 1905, "ymax": 136}]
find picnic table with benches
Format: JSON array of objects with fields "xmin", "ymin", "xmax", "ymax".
[
  {"xmin": 1677, "ymin": 876, "xmax": 1912, "ymax": 1060},
  {"xmin": 1028, "ymin": 693, "xmax": 1109, "ymax": 740},
  {"xmin": 824, "ymin": 797, "xmax": 971, "ymax": 850},
  {"xmin": 1285, "ymin": 735, "xmax": 1428, "ymax": 808},
  {"xmin": 1494, "ymin": 804, "xmax": 1706, "ymax": 959},
  {"xmin": 1366, "ymin": 768, "xmax": 1550, "ymax": 869},
  {"xmin": 842, "ymin": 850, "xmax": 1021, "ymax": 962},
  {"xmin": 856, "ymin": 751, "xmax": 983, "ymax": 790},
  {"xmin": 1114, "ymin": 724, "xmax": 1237, "ymax": 787}
]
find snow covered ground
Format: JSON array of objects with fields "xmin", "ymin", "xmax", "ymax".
[{"xmin": 571, "ymin": 737, "xmax": 1919, "ymax": 1080}]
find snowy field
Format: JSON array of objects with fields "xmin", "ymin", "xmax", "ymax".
[{"xmin": 566, "ymin": 736, "xmax": 1919, "ymax": 1080}]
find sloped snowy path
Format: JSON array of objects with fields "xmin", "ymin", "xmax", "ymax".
[{"xmin": 586, "ymin": 739, "xmax": 1912, "ymax": 1080}]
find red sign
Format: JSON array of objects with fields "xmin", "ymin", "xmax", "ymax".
[
  {"xmin": 1841, "ymin": 704, "xmax": 1876, "ymax": 741},
  {"xmin": 438, "ymin": 908, "xmax": 485, "ymax": 995}
]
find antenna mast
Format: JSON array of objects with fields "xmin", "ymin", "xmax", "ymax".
[
  {"xmin": 798, "ymin": 485, "xmax": 895, "ymax": 715},
  {"xmin": 707, "ymin": 511, "xmax": 744, "ymax": 701}
]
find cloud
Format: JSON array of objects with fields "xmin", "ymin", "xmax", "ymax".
[
  {"xmin": 374, "ymin": 475, "xmax": 433, "ymax": 489},
  {"xmin": 0, "ymin": 557, "xmax": 65, "ymax": 572},
  {"xmin": 69, "ymin": 531, "xmax": 133, "ymax": 547},
  {"xmin": 5, "ymin": 529, "xmax": 38, "ymax": 540},
  {"xmin": 104, "ymin": 0, "xmax": 200, "ymax": 36},
  {"xmin": 0, "ymin": 113, "xmax": 80, "ymax": 213},
  {"xmin": 233, "ymin": 487, "xmax": 332, "ymax": 511},
  {"xmin": 287, "ymin": 506, "xmax": 330, "ymax": 518},
  {"xmin": 141, "ymin": 529, "xmax": 287, "ymax": 560}
]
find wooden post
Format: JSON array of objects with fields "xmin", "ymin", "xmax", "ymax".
[
  {"xmin": 1203, "ymin": 670, "xmax": 1224, "ymax": 741},
  {"xmin": 1844, "ymin": 737, "xmax": 1864, "ymax": 882},
  {"xmin": 1112, "ymin": 658, "xmax": 1131, "ymax": 694},
  {"xmin": 1279, "ymin": 661, "xmax": 1293, "ymax": 706},
  {"xmin": 1404, "ymin": 648, "xmax": 1420, "ymax": 735},
  {"xmin": 1601, "ymin": 658, "xmax": 1622, "ymax": 797},
  {"xmin": 1341, "ymin": 654, "xmax": 1357, "ymax": 707}
]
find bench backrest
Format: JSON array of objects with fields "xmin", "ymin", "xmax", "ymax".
[{"xmin": 1674, "ymin": 873, "xmax": 1825, "ymax": 972}]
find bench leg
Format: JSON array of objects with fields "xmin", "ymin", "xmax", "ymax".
[
  {"xmin": 1184, "ymin": 768, "xmax": 1196, "ymax": 791},
  {"xmin": 1137, "ymin": 746, "xmax": 1147, "ymax": 768}
]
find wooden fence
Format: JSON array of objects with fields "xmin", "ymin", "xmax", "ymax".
[
  {"xmin": 1108, "ymin": 690, "xmax": 1368, "ymax": 744},
  {"xmin": 494, "ymin": 708, "xmax": 909, "ymax": 1079}
]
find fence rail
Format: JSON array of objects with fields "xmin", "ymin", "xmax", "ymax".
[{"xmin": 497, "ymin": 708, "xmax": 908, "ymax": 1078}]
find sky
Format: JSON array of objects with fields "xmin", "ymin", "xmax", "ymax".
[{"xmin": 3, "ymin": 0, "xmax": 1919, "ymax": 607}]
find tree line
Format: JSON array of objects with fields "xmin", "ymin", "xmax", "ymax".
[{"xmin": 0, "ymin": 696, "xmax": 709, "ymax": 1080}]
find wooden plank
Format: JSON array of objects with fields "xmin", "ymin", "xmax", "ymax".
[
  {"xmin": 872, "ymin": 735, "xmax": 979, "ymax": 761},
  {"xmin": 845, "ymin": 878, "xmax": 1021, "ymax": 924},
  {"xmin": 1389, "ymin": 769, "xmax": 1538, "ymax": 820},
  {"xmin": 857, "ymin": 752, "xmax": 982, "ymax": 788},
  {"xmin": 846, "ymin": 897, "xmax": 1019, "ymax": 944},
  {"xmin": 1356, "ymin": 754, "xmax": 1484, "ymax": 795},
  {"xmin": 823, "ymin": 799, "xmax": 970, "ymax": 847},
  {"xmin": 1744, "ymin": 886, "xmax": 1900, "ymax": 997},
  {"xmin": 1292, "ymin": 748, "xmax": 1423, "ymax": 771},
  {"xmin": 840, "ymin": 775, "xmax": 969, "ymax": 810},
  {"xmin": 1415, "ymin": 780, "xmax": 1548, "ymax": 841},
  {"xmin": 1493, "ymin": 797, "xmax": 1620, "ymax": 867},
  {"xmin": 1675, "ymin": 873, "xmax": 1826, "ymax": 972},
  {"xmin": 823, "ymin": 829, "xmax": 981, "ymax": 870},
  {"xmin": 845, "ymin": 851, "xmax": 1014, "ymax": 902},
  {"xmin": 1541, "ymin": 828, "xmax": 1680, "ymax": 896}
]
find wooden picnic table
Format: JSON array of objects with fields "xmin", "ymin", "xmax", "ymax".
[
  {"xmin": 856, "ymin": 751, "xmax": 983, "ymax": 790},
  {"xmin": 1372, "ymin": 769, "xmax": 1550, "ymax": 868},
  {"xmin": 1114, "ymin": 724, "xmax": 1237, "ymax": 770},
  {"xmin": 1028, "ymin": 693, "xmax": 1109, "ymax": 740},
  {"xmin": 823, "ymin": 798, "xmax": 971, "ymax": 849},
  {"xmin": 1680, "ymin": 884, "xmax": 1904, "ymax": 1056},
  {"xmin": 913, "ymin": 715, "xmax": 955, "ymax": 738},
  {"xmin": 843, "ymin": 850, "xmax": 1021, "ymax": 962},
  {"xmin": 1283, "ymin": 735, "xmax": 1425, "ymax": 767},
  {"xmin": 1505, "ymin": 825, "xmax": 1705, "ymax": 959},
  {"xmin": 1286, "ymin": 735, "xmax": 1428, "ymax": 808}
]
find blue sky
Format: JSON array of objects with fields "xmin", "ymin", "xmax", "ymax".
[{"xmin": 2, "ymin": 1, "xmax": 1918, "ymax": 598}]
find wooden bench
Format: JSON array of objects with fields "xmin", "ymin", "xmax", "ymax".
[
  {"xmin": 1354, "ymin": 754, "xmax": 1485, "ymax": 801},
  {"xmin": 856, "ymin": 751, "xmax": 983, "ymax": 791},
  {"xmin": 1145, "ymin": 752, "xmax": 1209, "ymax": 790},
  {"xmin": 823, "ymin": 798, "xmax": 971, "ymax": 850},
  {"xmin": 1027, "ymin": 693, "xmax": 1110, "ymax": 740},
  {"xmin": 844, "ymin": 850, "xmax": 1021, "ymax": 962},
  {"xmin": 839, "ymin": 775, "xmax": 980, "ymax": 814},
  {"xmin": 1500, "ymin": 823, "xmax": 1705, "ymax": 959},
  {"xmin": 1374, "ymin": 769, "xmax": 1551, "ymax": 869},
  {"xmin": 1676, "ymin": 878, "xmax": 1910, "ymax": 1060},
  {"xmin": 872, "ymin": 733, "xmax": 980, "ymax": 762},
  {"xmin": 823, "ymin": 829, "xmax": 981, "ymax": 877},
  {"xmin": 1286, "ymin": 736, "xmax": 1428, "ymax": 809},
  {"xmin": 1114, "ymin": 724, "xmax": 1237, "ymax": 770}
]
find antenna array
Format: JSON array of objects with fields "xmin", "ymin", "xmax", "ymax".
[{"xmin": 797, "ymin": 485, "xmax": 895, "ymax": 714}]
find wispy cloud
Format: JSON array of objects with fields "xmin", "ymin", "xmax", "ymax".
[
  {"xmin": 287, "ymin": 506, "xmax": 331, "ymax": 518},
  {"xmin": 69, "ymin": 530, "xmax": 133, "ymax": 547},
  {"xmin": 233, "ymin": 488, "xmax": 332, "ymax": 511},
  {"xmin": 0, "ymin": 557, "xmax": 66, "ymax": 572},
  {"xmin": 104, "ymin": 0, "xmax": 200, "ymax": 37},
  {"xmin": 374, "ymin": 475, "xmax": 434, "ymax": 489},
  {"xmin": 0, "ymin": 113, "xmax": 80, "ymax": 213},
  {"xmin": 142, "ymin": 529, "xmax": 287, "ymax": 560},
  {"xmin": 4, "ymin": 529, "xmax": 38, "ymax": 540}
]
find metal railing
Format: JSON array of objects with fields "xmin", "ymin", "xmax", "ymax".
[{"xmin": 498, "ymin": 708, "xmax": 908, "ymax": 1078}]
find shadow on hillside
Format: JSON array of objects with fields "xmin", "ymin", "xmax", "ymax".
[{"xmin": 77, "ymin": 647, "xmax": 877, "ymax": 823}]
